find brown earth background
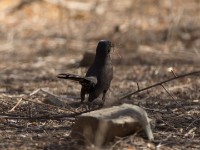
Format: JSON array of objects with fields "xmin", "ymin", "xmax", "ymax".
[{"xmin": 0, "ymin": 0, "xmax": 200, "ymax": 149}]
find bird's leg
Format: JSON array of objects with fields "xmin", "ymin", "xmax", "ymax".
[
  {"xmin": 88, "ymin": 92, "xmax": 99, "ymax": 102},
  {"xmin": 81, "ymin": 88, "xmax": 90, "ymax": 111},
  {"xmin": 80, "ymin": 88, "xmax": 85, "ymax": 103},
  {"xmin": 102, "ymin": 90, "xmax": 107, "ymax": 103}
]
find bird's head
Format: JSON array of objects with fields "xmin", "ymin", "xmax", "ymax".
[{"xmin": 96, "ymin": 40, "xmax": 113, "ymax": 58}]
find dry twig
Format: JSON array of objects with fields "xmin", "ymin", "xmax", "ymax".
[
  {"xmin": 119, "ymin": 70, "xmax": 200, "ymax": 100},
  {"xmin": 8, "ymin": 98, "xmax": 23, "ymax": 112},
  {"xmin": 160, "ymin": 84, "xmax": 176, "ymax": 101},
  {"xmin": 0, "ymin": 106, "xmax": 99, "ymax": 120}
]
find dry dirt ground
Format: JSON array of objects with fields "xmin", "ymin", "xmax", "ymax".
[{"xmin": 0, "ymin": 0, "xmax": 200, "ymax": 149}]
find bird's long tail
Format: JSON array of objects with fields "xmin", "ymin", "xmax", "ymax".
[
  {"xmin": 57, "ymin": 73, "xmax": 85, "ymax": 82},
  {"xmin": 57, "ymin": 73, "xmax": 97, "ymax": 86}
]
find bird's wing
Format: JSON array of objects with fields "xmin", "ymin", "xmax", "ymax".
[
  {"xmin": 57, "ymin": 73, "xmax": 97, "ymax": 86},
  {"xmin": 81, "ymin": 76, "xmax": 97, "ymax": 86}
]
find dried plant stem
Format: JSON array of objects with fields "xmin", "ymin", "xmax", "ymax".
[
  {"xmin": 119, "ymin": 70, "xmax": 200, "ymax": 100},
  {"xmin": 0, "ymin": 106, "xmax": 99, "ymax": 120}
]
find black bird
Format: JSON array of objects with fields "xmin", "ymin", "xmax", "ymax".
[{"xmin": 57, "ymin": 40, "xmax": 113, "ymax": 104}]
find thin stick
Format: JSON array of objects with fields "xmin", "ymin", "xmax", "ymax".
[
  {"xmin": 22, "ymin": 98, "xmax": 77, "ymax": 113},
  {"xmin": 0, "ymin": 107, "xmax": 99, "ymax": 120},
  {"xmin": 8, "ymin": 98, "xmax": 23, "ymax": 112},
  {"xmin": 137, "ymin": 82, "xmax": 140, "ymax": 91},
  {"xmin": 171, "ymin": 70, "xmax": 177, "ymax": 77},
  {"xmin": 29, "ymin": 88, "xmax": 60, "ymax": 99},
  {"xmin": 119, "ymin": 70, "xmax": 200, "ymax": 100},
  {"xmin": 112, "ymin": 44, "xmax": 122, "ymax": 59},
  {"xmin": 0, "ymin": 114, "xmax": 78, "ymax": 120},
  {"xmin": 160, "ymin": 84, "xmax": 176, "ymax": 101}
]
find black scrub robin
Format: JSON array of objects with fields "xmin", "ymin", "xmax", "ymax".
[{"xmin": 57, "ymin": 40, "xmax": 113, "ymax": 104}]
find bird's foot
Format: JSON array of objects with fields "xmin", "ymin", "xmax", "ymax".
[{"xmin": 80, "ymin": 101, "xmax": 90, "ymax": 111}]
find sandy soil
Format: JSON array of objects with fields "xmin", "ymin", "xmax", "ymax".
[{"xmin": 0, "ymin": 0, "xmax": 200, "ymax": 149}]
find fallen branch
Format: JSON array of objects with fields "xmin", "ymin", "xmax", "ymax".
[
  {"xmin": 0, "ymin": 107, "xmax": 99, "ymax": 120},
  {"xmin": 119, "ymin": 70, "xmax": 200, "ymax": 100}
]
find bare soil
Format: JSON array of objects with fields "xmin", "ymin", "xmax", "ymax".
[{"xmin": 0, "ymin": 0, "xmax": 200, "ymax": 149}]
